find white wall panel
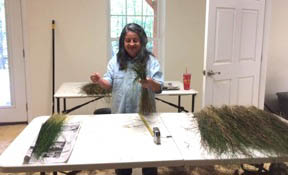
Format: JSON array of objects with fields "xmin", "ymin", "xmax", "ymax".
[
  {"xmin": 215, "ymin": 8, "xmax": 235, "ymax": 64},
  {"xmin": 239, "ymin": 9, "xmax": 258, "ymax": 61},
  {"xmin": 237, "ymin": 76, "xmax": 254, "ymax": 105},
  {"xmin": 212, "ymin": 79, "xmax": 231, "ymax": 106}
]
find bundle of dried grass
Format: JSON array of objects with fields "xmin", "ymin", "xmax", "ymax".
[
  {"xmin": 81, "ymin": 83, "xmax": 111, "ymax": 96},
  {"xmin": 195, "ymin": 105, "xmax": 288, "ymax": 157},
  {"xmin": 33, "ymin": 113, "xmax": 67, "ymax": 158},
  {"xmin": 132, "ymin": 63, "xmax": 155, "ymax": 115}
]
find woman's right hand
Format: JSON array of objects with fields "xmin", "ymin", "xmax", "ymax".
[{"xmin": 90, "ymin": 72, "xmax": 101, "ymax": 83}]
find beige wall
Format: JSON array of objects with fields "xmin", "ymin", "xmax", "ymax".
[
  {"xmin": 24, "ymin": 0, "xmax": 206, "ymax": 120},
  {"xmin": 265, "ymin": 0, "xmax": 288, "ymax": 113},
  {"xmin": 161, "ymin": 0, "xmax": 205, "ymax": 112}
]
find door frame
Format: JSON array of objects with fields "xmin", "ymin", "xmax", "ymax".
[
  {"xmin": 258, "ymin": 0, "xmax": 271, "ymax": 109},
  {"xmin": 202, "ymin": 0, "xmax": 271, "ymax": 109},
  {"xmin": 20, "ymin": 0, "xmax": 32, "ymax": 122}
]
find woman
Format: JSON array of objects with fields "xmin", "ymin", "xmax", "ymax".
[{"xmin": 90, "ymin": 23, "xmax": 163, "ymax": 175}]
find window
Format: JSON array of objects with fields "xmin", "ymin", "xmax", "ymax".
[
  {"xmin": 0, "ymin": 0, "xmax": 27, "ymax": 122},
  {"xmin": 109, "ymin": 0, "xmax": 161, "ymax": 58},
  {"xmin": 0, "ymin": 0, "xmax": 10, "ymax": 106}
]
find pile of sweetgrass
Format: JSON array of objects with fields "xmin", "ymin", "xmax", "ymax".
[
  {"xmin": 33, "ymin": 113, "xmax": 67, "ymax": 158},
  {"xmin": 195, "ymin": 105, "xmax": 288, "ymax": 157},
  {"xmin": 81, "ymin": 83, "xmax": 111, "ymax": 96},
  {"xmin": 132, "ymin": 63, "xmax": 155, "ymax": 115}
]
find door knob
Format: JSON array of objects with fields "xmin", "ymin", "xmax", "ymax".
[{"xmin": 203, "ymin": 70, "xmax": 221, "ymax": 76}]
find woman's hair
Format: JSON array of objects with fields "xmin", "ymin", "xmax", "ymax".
[{"xmin": 117, "ymin": 23, "xmax": 152, "ymax": 70}]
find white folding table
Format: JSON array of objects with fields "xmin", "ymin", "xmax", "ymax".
[
  {"xmin": 54, "ymin": 81, "xmax": 198, "ymax": 114},
  {"xmin": 1, "ymin": 113, "xmax": 287, "ymax": 174}
]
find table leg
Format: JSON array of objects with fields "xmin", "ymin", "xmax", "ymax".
[
  {"xmin": 192, "ymin": 94, "xmax": 196, "ymax": 112},
  {"xmin": 63, "ymin": 98, "xmax": 66, "ymax": 112},
  {"xmin": 57, "ymin": 98, "xmax": 60, "ymax": 113},
  {"xmin": 178, "ymin": 96, "xmax": 181, "ymax": 112}
]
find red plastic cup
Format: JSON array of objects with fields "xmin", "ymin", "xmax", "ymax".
[{"xmin": 183, "ymin": 73, "xmax": 191, "ymax": 90}]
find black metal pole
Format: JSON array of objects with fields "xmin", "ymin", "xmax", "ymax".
[{"xmin": 52, "ymin": 20, "xmax": 55, "ymax": 114}]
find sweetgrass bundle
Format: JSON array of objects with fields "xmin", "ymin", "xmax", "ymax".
[
  {"xmin": 81, "ymin": 83, "xmax": 111, "ymax": 96},
  {"xmin": 33, "ymin": 113, "xmax": 67, "ymax": 158},
  {"xmin": 195, "ymin": 105, "xmax": 288, "ymax": 157},
  {"xmin": 132, "ymin": 62, "xmax": 155, "ymax": 115}
]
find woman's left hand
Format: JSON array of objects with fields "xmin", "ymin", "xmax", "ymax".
[{"xmin": 140, "ymin": 78, "xmax": 161, "ymax": 92}]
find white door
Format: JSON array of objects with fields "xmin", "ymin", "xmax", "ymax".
[
  {"xmin": 0, "ymin": 0, "xmax": 27, "ymax": 123},
  {"xmin": 203, "ymin": 0, "xmax": 266, "ymax": 107}
]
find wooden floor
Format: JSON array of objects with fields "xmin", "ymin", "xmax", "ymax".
[
  {"xmin": 0, "ymin": 123, "xmax": 26, "ymax": 155},
  {"xmin": 0, "ymin": 124, "xmax": 247, "ymax": 175}
]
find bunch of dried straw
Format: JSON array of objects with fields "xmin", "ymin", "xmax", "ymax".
[
  {"xmin": 132, "ymin": 63, "xmax": 155, "ymax": 115},
  {"xmin": 33, "ymin": 113, "xmax": 67, "ymax": 158},
  {"xmin": 195, "ymin": 105, "xmax": 288, "ymax": 157},
  {"xmin": 81, "ymin": 83, "xmax": 111, "ymax": 96}
]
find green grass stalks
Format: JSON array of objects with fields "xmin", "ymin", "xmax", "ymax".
[
  {"xmin": 139, "ymin": 88, "xmax": 156, "ymax": 115},
  {"xmin": 132, "ymin": 63, "xmax": 155, "ymax": 115},
  {"xmin": 81, "ymin": 83, "xmax": 111, "ymax": 96},
  {"xmin": 195, "ymin": 105, "xmax": 288, "ymax": 157},
  {"xmin": 33, "ymin": 113, "xmax": 67, "ymax": 159},
  {"xmin": 132, "ymin": 62, "xmax": 147, "ymax": 82}
]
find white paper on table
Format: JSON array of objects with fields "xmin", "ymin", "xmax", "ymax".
[{"xmin": 23, "ymin": 122, "xmax": 81, "ymax": 164}]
